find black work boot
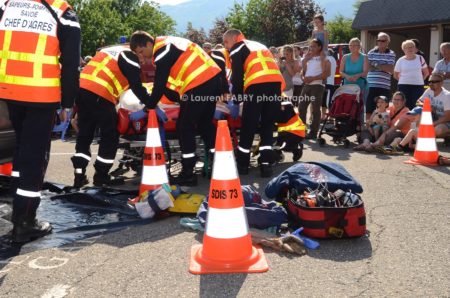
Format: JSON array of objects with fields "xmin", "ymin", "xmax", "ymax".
[
  {"xmin": 73, "ymin": 169, "xmax": 89, "ymax": 189},
  {"xmin": 170, "ymin": 171, "xmax": 198, "ymax": 186},
  {"xmin": 260, "ymin": 163, "xmax": 273, "ymax": 178},
  {"xmin": 93, "ymin": 172, "xmax": 124, "ymax": 187},
  {"xmin": 12, "ymin": 219, "xmax": 52, "ymax": 243}
]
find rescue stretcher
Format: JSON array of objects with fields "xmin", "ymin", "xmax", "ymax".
[{"xmin": 112, "ymin": 83, "xmax": 242, "ymax": 179}]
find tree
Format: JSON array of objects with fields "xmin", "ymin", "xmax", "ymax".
[
  {"xmin": 183, "ymin": 22, "xmax": 208, "ymax": 45},
  {"xmin": 209, "ymin": 18, "xmax": 229, "ymax": 45},
  {"xmin": 68, "ymin": 0, "xmax": 176, "ymax": 56},
  {"xmin": 124, "ymin": 2, "xmax": 176, "ymax": 36},
  {"xmin": 326, "ymin": 14, "xmax": 360, "ymax": 44},
  {"xmin": 75, "ymin": 0, "xmax": 125, "ymax": 55},
  {"xmin": 225, "ymin": 0, "xmax": 323, "ymax": 46}
]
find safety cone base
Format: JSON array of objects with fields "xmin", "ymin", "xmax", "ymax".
[
  {"xmin": 189, "ymin": 244, "xmax": 269, "ymax": 274},
  {"xmin": 404, "ymin": 158, "xmax": 438, "ymax": 166}
]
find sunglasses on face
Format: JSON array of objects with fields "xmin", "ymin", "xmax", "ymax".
[
  {"xmin": 377, "ymin": 39, "xmax": 387, "ymax": 42},
  {"xmin": 429, "ymin": 80, "xmax": 443, "ymax": 84}
]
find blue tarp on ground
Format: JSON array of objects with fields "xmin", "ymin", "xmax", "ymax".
[{"xmin": 265, "ymin": 162, "xmax": 363, "ymax": 199}]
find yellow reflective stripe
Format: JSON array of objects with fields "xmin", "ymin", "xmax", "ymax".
[
  {"xmin": 154, "ymin": 40, "xmax": 166, "ymax": 52},
  {"xmin": 169, "ymin": 44, "xmax": 217, "ymax": 94},
  {"xmin": 88, "ymin": 56, "xmax": 125, "ymax": 96},
  {"xmin": 90, "ymin": 61, "xmax": 124, "ymax": 95},
  {"xmin": 245, "ymin": 56, "xmax": 273, "ymax": 73},
  {"xmin": 244, "ymin": 69, "xmax": 281, "ymax": 88},
  {"xmin": 244, "ymin": 51, "xmax": 275, "ymax": 82},
  {"xmin": 34, "ymin": 34, "xmax": 48, "ymax": 79},
  {"xmin": 278, "ymin": 119, "xmax": 306, "ymax": 133},
  {"xmin": 80, "ymin": 73, "xmax": 117, "ymax": 98},
  {"xmin": 0, "ymin": 31, "xmax": 12, "ymax": 76},
  {"xmin": 52, "ymin": 0, "xmax": 66, "ymax": 9},
  {"xmin": 0, "ymin": 74, "xmax": 60, "ymax": 87},
  {"xmin": 91, "ymin": 56, "xmax": 112, "ymax": 77},
  {"xmin": 0, "ymin": 51, "xmax": 59, "ymax": 64},
  {"xmin": 179, "ymin": 63, "xmax": 209, "ymax": 94}
]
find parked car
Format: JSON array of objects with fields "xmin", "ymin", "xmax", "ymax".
[{"xmin": 0, "ymin": 101, "xmax": 15, "ymax": 165}]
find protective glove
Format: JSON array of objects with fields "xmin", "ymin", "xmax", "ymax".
[
  {"xmin": 214, "ymin": 110, "xmax": 225, "ymax": 120},
  {"xmin": 227, "ymin": 101, "xmax": 239, "ymax": 120},
  {"xmin": 259, "ymin": 235, "xmax": 306, "ymax": 256},
  {"xmin": 156, "ymin": 106, "xmax": 168, "ymax": 123},
  {"xmin": 129, "ymin": 109, "xmax": 147, "ymax": 121}
]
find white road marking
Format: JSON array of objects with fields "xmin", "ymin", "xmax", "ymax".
[
  {"xmin": 28, "ymin": 257, "xmax": 69, "ymax": 270},
  {"xmin": 41, "ymin": 284, "xmax": 72, "ymax": 298}
]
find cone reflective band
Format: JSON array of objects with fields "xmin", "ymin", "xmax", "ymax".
[
  {"xmin": 189, "ymin": 120, "xmax": 268, "ymax": 274},
  {"xmin": 405, "ymin": 98, "xmax": 439, "ymax": 166},
  {"xmin": 139, "ymin": 109, "xmax": 169, "ymax": 194},
  {"xmin": 0, "ymin": 163, "xmax": 12, "ymax": 176}
]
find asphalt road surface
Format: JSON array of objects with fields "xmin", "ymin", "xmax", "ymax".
[{"xmin": 1, "ymin": 136, "xmax": 449, "ymax": 297}]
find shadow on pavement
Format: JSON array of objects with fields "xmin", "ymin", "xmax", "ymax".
[
  {"xmin": 200, "ymin": 273, "xmax": 248, "ymax": 298},
  {"xmin": 307, "ymin": 234, "xmax": 372, "ymax": 262}
]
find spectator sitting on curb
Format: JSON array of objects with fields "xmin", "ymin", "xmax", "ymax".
[
  {"xmin": 416, "ymin": 73, "xmax": 450, "ymax": 138},
  {"xmin": 368, "ymin": 96, "xmax": 390, "ymax": 140},
  {"xmin": 383, "ymin": 106, "xmax": 422, "ymax": 154},
  {"xmin": 354, "ymin": 91, "xmax": 410, "ymax": 151}
]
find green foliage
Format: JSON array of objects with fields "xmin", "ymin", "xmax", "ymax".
[
  {"xmin": 224, "ymin": 0, "xmax": 323, "ymax": 47},
  {"xmin": 327, "ymin": 14, "xmax": 359, "ymax": 44},
  {"xmin": 68, "ymin": 0, "xmax": 176, "ymax": 56},
  {"xmin": 183, "ymin": 22, "xmax": 208, "ymax": 45},
  {"xmin": 209, "ymin": 18, "xmax": 229, "ymax": 45}
]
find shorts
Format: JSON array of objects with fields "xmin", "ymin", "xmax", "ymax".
[{"xmin": 384, "ymin": 130, "xmax": 404, "ymax": 145}]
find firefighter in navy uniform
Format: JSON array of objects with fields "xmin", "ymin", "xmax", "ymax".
[
  {"xmin": 223, "ymin": 29, "xmax": 285, "ymax": 177},
  {"xmin": 0, "ymin": 0, "xmax": 81, "ymax": 243},
  {"xmin": 130, "ymin": 31, "xmax": 222, "ymax": 186},
  {"xmin": 203, "ymin": 43, "xmax": 231, "ymax": 97},
  {"xmin": 72, "ymin": 44, "xmax": 154, "ymax": 188}
]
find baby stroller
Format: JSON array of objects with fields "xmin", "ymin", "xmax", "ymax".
[{"xmin": 318, "ymin": 85, "xmax": 363, "ymax": 148}]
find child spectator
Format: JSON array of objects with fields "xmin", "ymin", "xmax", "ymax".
[
  {"xmin": 312, "ymin": 14, "xmax": 329, "ymax": 55},
  {"xmin": 369, "ymin": 96, "xmax": 390, "ymax": 140}
]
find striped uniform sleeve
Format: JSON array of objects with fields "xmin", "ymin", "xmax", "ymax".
[{"xmin": 58, "ymin": 9, "xmax": 81, "ymax": 108}]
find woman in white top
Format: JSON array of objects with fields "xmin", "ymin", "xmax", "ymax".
[
  {"xmin": 394, "ymin": 39, "xmax": 429, "ymax": 109},
  {"xmin": 299, "ymin": 39, "xmax": 330, "ymax": 139}
]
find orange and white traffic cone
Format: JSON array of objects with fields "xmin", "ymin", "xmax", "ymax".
[
  {"xmin": 0, "ymin": 162, "xmax": 12, "ymax": 176},
  {"xmin": 129, "ymin": 110, "xmax": 169, "ymax": 204},
  {"xmin": 189, "ymin": 120, "xmax": 269, "ymax": 274},
  {"xmin": 404, "ymin": 98, "xmax": 439, "ymax": 166}
]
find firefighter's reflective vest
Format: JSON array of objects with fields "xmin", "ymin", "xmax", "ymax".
[
  {"xmin": 80, "ymin": 45, "xmax": 131, "ymax": 105},
  {"xmin": 231, "ymin": 39, "xmax": 285, "ymax": 91},
  {"xmin": 278, "ymin": 115, "xmax": 306, "ymax": 138},
  {"xmin": 0, "ymin": 0, "xmax": 71, "ymax": 103},
  {"xmin": 153, "ymin": 36, "xmax": 221, "ymax": 95}
]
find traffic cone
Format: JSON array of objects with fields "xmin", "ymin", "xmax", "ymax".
[
  {"xmin": 129, "ymin": 110, "xmax": 169, "ymax": 204},
  {"xmin": 404, "ymin": 98, "xmax": 439, "ymax": 166},
  {"xmin": 0, "ymin": 162, "xmax": 12, "ymax": 176},
  {"xmin": 189, "ymin": 120, "xmax": 269, "ymax": 274}
]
